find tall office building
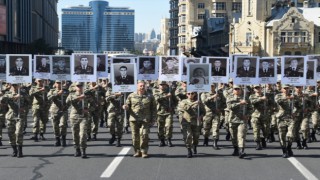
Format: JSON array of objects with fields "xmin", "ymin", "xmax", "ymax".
[
  {"xmin": 169, "ymin": 0, "xmax": 179, "ymax": 55},
  {"xmin": 61, "ymin": 0, "xmax": 134, "ymax": 53},
  {"xmin": 0, "ymin": 0, "xmax": 59, "ymax": 54}
]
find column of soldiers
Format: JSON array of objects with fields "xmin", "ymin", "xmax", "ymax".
[{"xmin": 0, "ymin": 78, "xmax": 320, "ymax": 159}]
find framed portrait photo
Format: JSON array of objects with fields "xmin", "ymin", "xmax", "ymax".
[
  {"xmin": 71, "ymin": 53, "xmax": 97, "ymax": 82},
  {"xmin": 234, "ymin": 56, "xmax": 259, "ymax": 85},
  {"xmin": 258, "ymin": 57, "xmax": 277, "ymax": 84},
  {"xmin": 0, "ymin": 54, "xmax": 6, "ymax": 81},
  {"xmin": 180, "ymin": 57, "xmax": 201, "ymax": 81},
  {"xmin": 187, "ymin": 63, "xmax": 211, "ymax": 92},
  {"xmin": 159, "ymin": 56, "xmax": 180, "ymax": 81},
  {"xmin": 51, "ymin": 55, "xmax": 71, "ymax": 81},
  {"xmin": 111, "ymin": 63, "xmax": 137, "ymax": 92},
  {"xmin": 306, "ymin": 59, "xmax": 317, "ymax": 86},
  {"xmin": 34, "ymin": 55, "xmax": 52, "ymax": 79},
  {"xmin": 137, "ymin": 56, "xmax": 158, "ymax": 80},
  {"xmin": 6, "ymin": 54, "xmax": 32, "ymax": 83},
  {"xmin": 307, "ymin": 55, "xmax": 320, "ymax": 80},
  {"xmin": 96, "ymin": 54, "xmax": 108, "ymax": 78},
  {"xmin": 281, "ymin": 56, "xmax": 306, "ymax": 85},
  {"xmin": 206, "ymin": 56, "xmax": 229, "ymax": 83}
]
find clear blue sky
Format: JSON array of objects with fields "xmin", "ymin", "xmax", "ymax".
[{"xmin": 58, "ymin": 0, "xmax": 169, "ymax": 34}]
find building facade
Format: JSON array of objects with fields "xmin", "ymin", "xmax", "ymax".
[
  {"xmin": 0, "ymin": 0, "xmax": 59, "ymax": 54},
  {"xmin": 157, "ymin": 18, "xmax": 170, "ymax": 55},
  {"xmin": 169, "ymin": 0, "xmax": 179, "ymax": 55},
  {"xmin": 61, "ymin": 0, "xmax": 134, "ymax": 53}
]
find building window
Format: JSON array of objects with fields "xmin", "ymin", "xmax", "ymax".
[
  {"xmin": 248, "ymin": 0, "xmax": 252, "ymax": 15},
  {"xmin": 180, "ymin": 5, "xmax": 186, "ymax": 12},
  {"xmin": 213, "ymin": 2, "xmax": 226, "ymax": 10},
  {"xmin": 198, "ymin": 14, "xmax": 205, "ymax": 20},
  {"xmin": 246, "ymin": 32, "xmax": 252, "ymax": 46},
  {"xmin": 180, "ymin": 15, "xmax": 186, "ymax": 23},
  {"xmin": 212, "ymin": 13, "xmax": 226, "ymax": 17},
  {"xmin": 280, "ymin": 31, "xmax": 308, "ymax": 43},
  {"xmin": 232, "ymin": 2, "xmax": 241, "ymax": 11},
  {"xmin": 198, "ymin": 3, "xmax": 205, "ymax": 9},
  {"xmin": 292, "ymin": 17, "xmax": 296, "ymax": 23}
]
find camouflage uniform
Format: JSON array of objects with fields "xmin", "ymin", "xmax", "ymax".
[
  {"xmin": 125, "ymin": 91, "xmax": 156, "ymax": 156},
  {"xmin": 223, "ymin": 86, "xmax": 233, "ymax": 139},
  {"xmin": 265, "ymin": 85, "xmax": 279, "ymax": 142},
  {"xmin": 305, "ymin": 87, "xmax": 319, "ymax": 142},
  {"xmin": 175, "ymin": 85, "xmax": 187, "ymax": 124},
  {"xmin": 0, "ymin": 94, "xmax": 8, "ymax": 145},
  {"xmin": 105, "ymin": 88, "xmax": 124, "ymax": 146}
]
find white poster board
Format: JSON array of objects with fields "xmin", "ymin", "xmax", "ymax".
[
  {"xmin": 34, "ymin": 55, "xmax": 51, "ymax": 79},
  {"xmin": 187, "ymin": 63, "xmax": 211, "ymax": 92},
  {"xmin": 159, "ymin": 56, "xmax": 180, "ymax": 81},
  {"xmin": 229, "ymin": 54, "xmax": 246, "ymax": 78},
  {"xmin": 137, "ymin": 56, "xmax": 159, "ymax": 80},
  {"xmin": 234, "ymin": 56, "xmax": 259, "ymax": 85},
  {"xmin": 6, "ymin": 54, "xmax": 32, "ymax": 83},
  {"xmin": 71, "ymin": 54, "xmax": 97, "ymax": 82},
  {"xmin": 0, "ymin": 55, "xmax": 6, "ymax": 81},
  {"xmin": 180, "ymin": 57, "xmax": 201, "ymax": 81},
  {"xmin": 306, "ymin": 59, "xmax": 317, "ymax": 86},
  {"xmin": 258, "ymin": 57, "xmax": 277, "ymax": 84},
  {"xmin": 206, "ymin": 57, "xmax": 229, "ymax": 83},
  {"xmin": 51, "ymin": 55, "xmax": 71, "ymax": 81},
  {"xmin": 307, "ymin": 55, "xmax": 320, "ymax": 80},
  {"xmin": 97, "ymin": 54, "xmax": 108, "ymax": 78},
  {"xmin": 281, "ymin": 56, "xmax": 306, "ymax": 85},
  {"xmin": 111, "ymin": 63, "xmax": 137, "ymax": 92}
]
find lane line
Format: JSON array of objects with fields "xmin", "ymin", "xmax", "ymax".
[
  {"xmin": 100, "ymin": 147, "xmax": 131, "ymax": 178},
  {"xmin": 288, "ymin": 157, "xmax": 319, "ymax": 180}
]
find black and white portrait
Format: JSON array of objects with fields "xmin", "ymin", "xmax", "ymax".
[
  {"xmin": 97, "ymin": 55, "xmax": 106, "ymax": 72},
  {"xmin": 307, "ymin": 61, "xmax": 316, "ymax": 80},
  {"xmin": 74, "ymin": 54, "xmax": 94, "ymax": 75},
  {"xmin": 187, "ymin": 63, "xmax": 211, "ymax": 92},
  {"xmin": 161, "ymin": 56, "xmax": 179, "ymax": 75},
  {"xmin": 114, "ymin": 64, "xmax": 135, "ymax": 85},
  {"xmin": 9, "ymin": 56, "xmax": 30, "ymax": 76},
  {"xmin": 259, "ymin": 59, "xmax": 275, "ymax": 77},
  {"xmin": 283, "ymin": 57, "xmax": 304, "ymax": 78},
  {"xmin": 235, "ymin": 57, "xmax": 257, "ymax": 78},
  {"xmin": 0, "ymin": 55, "xmax": 6, "ymax": 74},
  {"xmin": 35, "ymin": 56, "xmax": 51, "ymax": 73},
  {"xmin": 208, "ymin": 58, "xmax": 227, "ymax": 76}
]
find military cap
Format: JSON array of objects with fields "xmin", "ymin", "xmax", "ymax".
[
  {"xmin": 228, "ymin": 78, "xmax": 233, "ymax": 83},
  {"xmin": 253, "ymin": 84, "xmax": 261, "ymax": 88},
  {"xmin": 159, "ymin": 81, "xmax": 168, "ymax": 85},
  {"xmin": 75, "ymin": 82, "xmax": 84, "ymax": 86},
  {"xmin": 282, "ymin": 84, "xmax": 290, "ymax": 88},
  {"xmin": 317, "ymin": 80, "xmax": 320, "ymax": 83},
  {"xmin": 233, "ymin": 85, "xmax": 241, "ymax": 89},
  {"xmin": 55, "ymin": 80, "xmax": 62, "ymax": 83},
  {"xmin": 35, "ymin": 78, "xmax": 43, "ymax": 81},
  {"xmin": 137, "ymin": 80, "xmax": 145, "ymax": 83}
]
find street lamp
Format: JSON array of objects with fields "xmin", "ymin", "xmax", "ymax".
[{"xmin": 230, "ymin": 24, "xmax": 235, "ymax": 54}]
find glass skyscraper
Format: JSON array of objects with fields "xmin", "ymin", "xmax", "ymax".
[{"xmin": 61, "ymin": 0, "xmax": 134, "ymax": 53}]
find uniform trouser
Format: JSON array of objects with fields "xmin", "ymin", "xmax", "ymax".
[
  {"xmin": 0, "ymin": 116, "xmax": 5, "ymax": 140},
  {"xmin": 32, "ymin": 108, "xmax": 48, "ymax": 134},
  {"xmin": 251, "ymin": 115, "xmax": 268, "ymax": 141},
  {"xmin": 50, "ymin": 112, "xmax": 68, "ymax": 137},
  {"xmin": 229, "ymin": 123, "xmax": 247, "ymax": 148},
  {"xmin": 224, "ymin": 110, "xmax": 230, "ymax": 130},
  {"xmin": 157, "ymin": 114, "xmax": 173, "ymax": 139},
  {"xmin": 271, "ymin": 113, "xmax": 278, "ymax": 133},
  {"xmin": 87, "ymin": 110, "xmax": 101, "ymax": 135},
  {"xmin": 293, "ymin": 115, "xmax": 309, "ymax": 140},
  {"xmin": 7, "ymin": 118, "xmax": 25, "ymax": 146},
  {"xmin": 101, "ymin": 108, "xmax": 108, "ymax": 124},
  {"xmin": 293, "ymin": 115, "xmax": 304, "ymax": 141},
  {"xmin": 277, "ymin": 118, "xmax": 294, "ymax": 148},
  {"xmin": 70, "ymin": 116, "xmax": 88, "ymax": 149},
  {"xmin": 108, "ymin": 112, "xmax": 124, "ymax": 138},
  {"xmin": 202, "ymin": 113, "xmax": 220, "ymax": 140},
  {"xmin": 130, "ymin": 121, "xmax": 150, "ymax": 153},
  {"xmin": 311, "ymin": 111, "xmax": 319, "ymax": 130},
  {"xmin": 23, "ymin": 108, "xmax": 29, "ymax": 130},
  {"xmin": 181, "ymin": 120, "xmax": 200, "ymax": 148}
]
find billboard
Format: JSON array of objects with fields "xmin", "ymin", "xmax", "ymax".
[{"xmin": 0, "ymin": 5, "xmax": 6, "ymax": 35}]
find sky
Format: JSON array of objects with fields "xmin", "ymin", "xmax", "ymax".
[{"xmin": 57, "ymin": 0, "xmax": 170, "ymax": 34}]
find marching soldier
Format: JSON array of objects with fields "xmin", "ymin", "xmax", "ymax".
[
  {"xmin": 178, "ymin": 91, "xmax": 205, "ymax": 158},
  {"xmin": 123, "ymin": 80, "xmax": 157, "ymax": 158},
  {"xmin": 153, "ymin": 81, "xmax": 174, "ymax": 147},
  {"xmin": 47, "ymin": 80, "xmax": 69, "ymax": 146},
  {"xmin": 0, "ymin": 83, "xmax": 9, "ymax": 146},
  {"xmin": 223, "ymin": 79, "xmax": 234, "ymax": 141},
  {"xmin": 305, "ymin": 85, "xmax": 318, "ymax": 142}
]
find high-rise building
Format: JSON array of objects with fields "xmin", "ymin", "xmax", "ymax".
[
  {"xmin": 157, "ymin": 18, "xmax": 170, "ymax": 55},
  {"xmin": 169, "ymin": 0, "xmax": 179, "ymax": 55},
  {"xmin": 0, "ymin": 0, "xmax": 59, "ymax": 54},
  {"xmin": 150, "ymin": 29, "xmax": 156, "ymax": 39},
  {"xmin": 61, "ymin": 0, "xmax": 134, "ymax": 53}
]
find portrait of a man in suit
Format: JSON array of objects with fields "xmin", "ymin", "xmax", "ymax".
[
  {"xmin": 259, "ymin": 60, "xmax": 274, "ymax": 77},
  {"xmin": 284, "ymin": 58, "xmax": 303, "ymax": 77},
  {"xmin": 74, "ymin": 56, "xmax": 94, "ymax": 75},
  {"xmin": 9, "ymin": 57, "xmax": 29, "ymax": 76},
  {"xmin": 0, "ymin": 56, "xmax": 5, "ymax": 74},
  {"xmin": 211, "ymin": 59, "xmax": 226, "ymax": 76},
  {"xmin": 115, "ymin": 66, "xmax": 134, "ymax": 85},
  {"xmin": 236, "ymin": 58, "xmax": 255, "ymax": 77},
  {"xmin": 97, "ymin": 56, "xmax": 106, "ymax": 72},
  {"xmin": 36, "ymin": 57, "xmax": 50, "ymax": 73}
]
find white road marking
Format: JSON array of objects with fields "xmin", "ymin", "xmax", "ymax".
[
  {"xmin": 288, "ymin": 157, "xmax": 319, "ymax": 180},
  {"xmin": 100, "ymin": 147, "xmax": 131, "ymax": 178}
]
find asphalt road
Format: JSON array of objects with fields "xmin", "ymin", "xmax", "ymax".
[{"xmin": 0, "ymin": 114, "xmax": 319, "ymax": 180}]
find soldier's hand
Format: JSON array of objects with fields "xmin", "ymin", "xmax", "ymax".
[
  {"xmin": 115, "ymin": 92, "xmax": 122, "ymax": 96},
  {"xmin": 39, "ymin": 87, "xmax": 46, "ymax": 92},
  {"xmin": 287, "ymin": 96, "xmax": 294, "ymax": 100},
  {"xmin": 239, "ymin": 100, "xmax": 247, "ymax": 105},
  {"xmin": 122, "ymin": 105, "xmax": 128, "ymax": 110},
  {"xmin": 14, "ymin": 94, "xmax": 20, "ymax": 100},
  {"xmin": 260, "ymin": 96, "xmax": 267, "ymax": 100},
  {"xmin": 311, "ymin": 93, "xmax": 317, "ymax": 97},
  {"xmin": 78, "ymin": 94, "xmax": 85, "ymax": 100},
  {"xmin": 211, "ymin": 94, "xmax": 218, "ymax": 99},
  {"xmin": 58, "ymin": 90, "xmax": 63, "ymax": 95},
  {"xmin": 166, "ymin": 93, "xmax": 171, "ymax": 98}
]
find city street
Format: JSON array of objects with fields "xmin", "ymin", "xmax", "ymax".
[{"xmin": 0, "ymin": 114, "xmax": 319, "ymax": 180}]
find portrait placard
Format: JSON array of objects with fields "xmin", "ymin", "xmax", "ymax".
[
  {"xmin": 234, "ymin": 56, "xmax": 259, "ymax": 85},
  {"xmin": 180, "ymin": 57, "xmax": 201, "ymax": 81},
  {"xmin": 281, "ymin": 56, "xmax": 306, "ymax": 85},
  {"xmin": 6, "ymin": 54, "xmax": 32, "ymax": 83},
  {"xmin": 111, "ymin": 57, "xmax": 134, "ymax": 64},
  {"xmin": 96, "ymin": 54, "xmax": 108, "ymax": 78},
  {"xmin": 307, "ymin": 55, "xmax": 320, "ymax": 80},
  {"xmin": 137, "ymin": 56, "xmax": 158, "ymax": 80},
  {"xmin": 71, "ymin": 53, "xmax": 97, "ymax": 82},
  {"xmin": 229, "ymin": 54, "xmax": 246, "ymax": 78},
  {"xmin": 51, "ymin": 55, "xmax": 71, "ymax": 81},
  {"xmin": 258, "ymin": 57, "xmax": 277, "ymax": 84},
  {"xmin": 0, "ymin": 54, "xmax": 6, "ymax": 81},
  {"xmin": 159, "ymin": 56, "xmax": 180, "ymax": 81},
  {"xmin": 206, "ymin": 57, "xmax": 229, "ymax": 83},
  {"xmin": 111, "ymin": 63, "xmax": 137, "ymax": 92},
  {"xmin": 34, "ymin": 55, "xmax": 51, "ymax": 79},
  {"xmin": 187, "ymin": 63, "xmax": 211, "ymax": 92},
  {"xmin": 306, "ymin": 59, "xmax": 317, "ymax": 86}
]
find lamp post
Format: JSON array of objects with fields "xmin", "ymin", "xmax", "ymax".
[{"xmin": 230, "ymin": 23, "xmax": 235, "ymax": 54}]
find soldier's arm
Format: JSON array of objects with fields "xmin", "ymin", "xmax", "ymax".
[
  {"xmin": 150, "ymin": 95, "xmax": 157, "ymax": 122},
  {"xmin": 249, "ymin": 94, "xmax": 263, "ymax": 105},
  {"xmin": 227, "ymin": 98, "xmax": 242, "ymax": 110},
  {"xmin": 47, "ymin": 89, "xmax": 59, "ymax": 101}
]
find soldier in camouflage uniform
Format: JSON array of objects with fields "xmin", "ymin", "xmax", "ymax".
[
  {"xmin": 175, "ymin": 81, "xmax": 187, "ymax": 124},
  {"xmin": 66, "ymin": 82, "xmax": 95, "ymax": 158},
  {"xmin": 275, "ymin": 85, "xmax": 301, "ymax": 158},
  {"xmin": 3, "ymin": 83, "xmax": 30, "ymax": 158},
  {"xmin": 264, "ymin": 83, "xmax": 278, "ymax": 143},
  {"xmin": 99, "ymin": 78, "xmax": 109, "ymax": 128},
  {"xmin": 305, "ymin": 85, "xmax": 318, "ymax": 142},
  {"xmin": 178, "ymin": 91, "xmax": 205, "ymax": 158},
  {"xmin": 105, "ymin": 87, "xmax": 124, "ymax": 147},
  {"xmin": 29, "ymin": 78, "xmax": 50, "ymax": 141},
  {"xmin": 0, "ymin": 83, "xmax": 9, "ymax": 146},
  {"xmin": 223, "ymin": 79, "xmax": 234, "ymax": 141},
  {"xmin": 201, "ymin": 84, "xmax": 224, "ymax": 149},
  {"xmin": 227, "ymin": 85, "xmax": 250, "ymax": 158},
  {"xmin": 249, "ymin": 85, "xmax": 269, "ymax": 150},
  {"xmin": 123, "ymin": 81, "xmax": 157, "ymax": 158},
  {"xmin": 47, "ymin": 80, "xmax": 69, "ymax": 146},
  {"xmin": 153, "ymin": 81, "xmax": 174, "ymax": 147}
]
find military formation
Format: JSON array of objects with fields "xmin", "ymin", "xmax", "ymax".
[{"xmin": 0, "ymin": 77, "xmax": 320, "ymax": 160}]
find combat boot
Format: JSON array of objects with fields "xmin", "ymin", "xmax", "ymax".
[
  {"xmin": 287, "ymin": 142, "xmax": 293, "ymax": 157},
  {"xmin": 296, "ymin": 140, "xmax": 302, "ymax": 149},
  {"xmin": 255, "ymin": 141, "xmax": 262, "ymax": 150},
  {"xmin": 159, "ymin": 139, "xmax": 166, "ymax": 147},
  {"xmin": 109, "ymin": 134, "xmax": 116, "ymax": 144},
  {"xmin": 311, "ymin": 129, "xmax": 317, "ymax": 142},
  {"xmin": 261, "ymin": 138, "xmax": 267, "ymax": 148},
  {"xmin": 92, "ymin": 134, "xmax": 97, "ymax": 141},
  {"xmin": 212, "ymin": 139, "xmax": 220, "ymax": 150},
  {"xmin": 17, "ymin": 145, "xmax": 23, "ymax": 158},
  {"xmin": 232, "ymin": 147, "xmax": 239, "ymax": 156},
  {"xmin": 61, "ymin": 135, "xmax": 67, "ymax": 147},
  {"xmin": 282, "ymin": 147, "xmax": 288, "ymax": 158},
  {"xmin": 11, "ymin": 145, "xmax": 18, "ymax": 157},
  {"xmin": 31, "ymin": 133, "xmax": 38, "ymax": 142},
  {"xmin": 116, "ymin": 138, "xmax": 121, "ymax": 147},
  {"xmin": 238, "ymin": 148, "xmax": 246, "ymax": 159},
  {"xmin": 81, "ymin": 148, "xmax": 87, "ymax": 158},
  {"xmin": 74, "ymin": 148, "xmax": 81, "ymax": 157},
  {"xmin": 167, "ymin": 138, "xmax": 173, "ymax": 147},
  {"xmin": 203, "ymin": 137, "xmax": 209, "ymax": 146},
  {"xmin": 193, "ymin": 146, "xmax": 197, "ymax": 154},
  {"xmin": 54, "ymin": 137, "xmax": 61, "ymax": 146},
  {"xmin": 225, "ymin": 131, "xmax": 231, "ymax": 141},
  {"xmin": 302, "ymin": 139, "xmax": 308, "ymax": 149},
  {"xmin": 40, "ymin": 133, "xmax": 46, "ymax": 140},
  {"xmin": 87, "ymin": 134, "xmax": 91, "ymax": 141},
  {"xmin": 268, "ymin": 129, "xmax": 275, "ymax": 143},
  {"xmin": 187, "ymin": 148, "xmax": 193, "ymax": 158},
  {"xmin": 124, "ymin": 125, "xmax": 129, "ymax": 134},
  {"xmin": 0, "ymin": 140, "xmax": 2, "ymax": 146}
]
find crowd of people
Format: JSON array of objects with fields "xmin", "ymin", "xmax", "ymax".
[{"xmin": 0, "ymin": 77, "xmax": 319, "ymax": 159}]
